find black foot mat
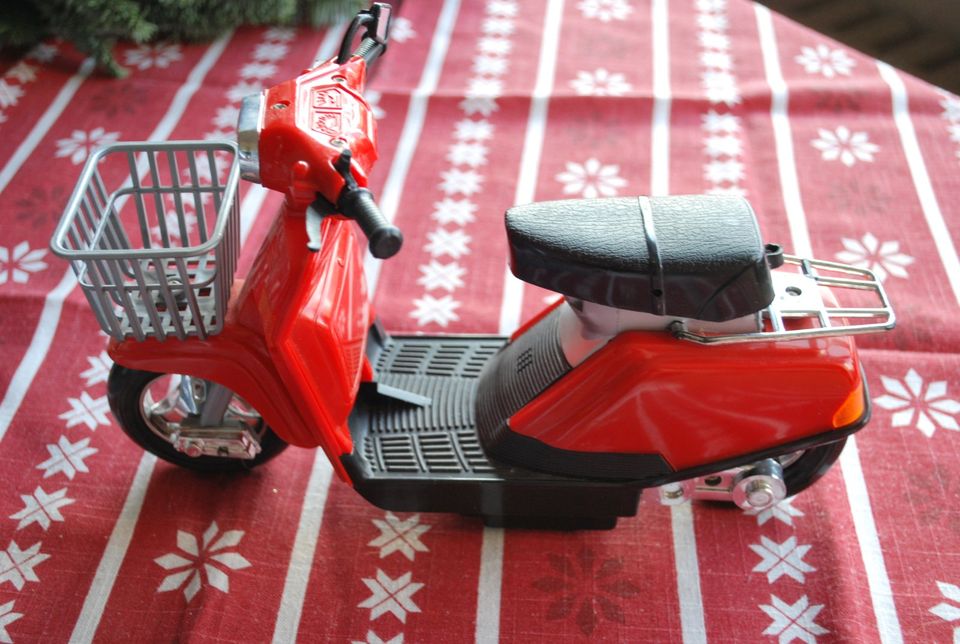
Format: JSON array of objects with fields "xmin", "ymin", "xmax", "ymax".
[{"xmin": 342, "ymin": 326, "xmax": 642, "ymax": 529}]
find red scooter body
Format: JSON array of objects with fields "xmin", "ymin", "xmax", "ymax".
[
  {"xmin": 61, "ymin": 4, "xmax": 892, "ymax": 528},
  {"xmin": 508, "ymin": 327, "xmax": 863, "ymax": 470}
]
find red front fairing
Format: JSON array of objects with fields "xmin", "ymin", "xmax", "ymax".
[
  {"xmin": 110, "ymin": 55, "xmax": 380, "ymax": 482},
  {"xmin": 509, "ymin": 330, "xmax": 863, "ymax": 472},
  {"xmin": 259, "ymin": 57, "xmax": 376, "ymax": 206},
  {"xmin": 109, "ymin": 204, "xmax": 370, "ymax": 482}
]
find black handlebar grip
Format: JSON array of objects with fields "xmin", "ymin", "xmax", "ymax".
[{"xmin": 340, "ymin": 188, "xmax": 403, "ymax": 259}]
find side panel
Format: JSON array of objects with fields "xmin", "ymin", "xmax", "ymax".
[
  {"xmin": 508, "ymin": 330, "xmax": 863, "ymax": 470},
  {"xmin": 107, "ymin": 322, "xmax": 313, "ymax": 448},
  {"xmin": 272, "ymin": 214, "xmax": 369, "ymax": 457},
  {"xmin": 109, "ymin": 206, "xmax": 370, "ymax": 483}
]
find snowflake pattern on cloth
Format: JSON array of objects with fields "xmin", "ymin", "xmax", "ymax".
[
  {"xmin": 154, "ymin": 521, "xmax": 252, "ymax": 603},
  {"xmin": 58, "ymin": 391, "xmax": 111, "ymax": 430},
  {"xmin": 417, "ymin": 260, "xmax": 466, "ymax": 292},
  {"xmin": 0, "ymin": 541, "xmax": 50, "ymax": 591},
  {"xmin": 124, "ymin": 44, "xmax": 183, "ymax": 70},
  {"xmin": 555, "ymin": 158, "xmax": 627, "ymax": 198},
  {"xmin": 760, "ymin": 595, "xmax": 829, "ymax": 644},
  {"xmin": 746, "ymin": 497, "xmax": 805, "ymax": 527},
  {"xmin": 0, "ymin": 601, "xmax": 22, "ymax": 644},
  {"xmin": 36, "ymin": 436, "xmax": 97, "ymax": 480},
  {"xmin": 357, "ymin": 570, "xmax": 424, "ymax": 623},
  {"xmin": 368, "ymin": 512, "xmax": 431, "ymax": 561},
  {"xmin": 750, "ymin": 536, "xmax": 816, "ymax": 584},
  {"xmin": 810, "ymin": 126, "xmax": 879, "ymax": 166},
  {"xmin": 930, "ymin": 581, "xmax": 960, "ymax": 642},
  {"xmin": 531, "ymin": 547, "xmax": 641, "ymax": 636},
  {"xmin": 795, "ymin": 45, "xmax": 856, "ymax": 78},
  {"xmin": 9, "ymin": 487, "xmax": 75, "ymax": 531},
  {"xmin": 409, "ymin": 294, "xmax": 460, "ymax": 327},
  {"xmin": 569, "ymin": 68, "xmax": 631, "ymax": 96},
  {"xmin": 834, "ymin": 233, "xmax": 914, "ymax": 282},
  {"xmin": 389, "ymin": 17, "xmax": 416, "ymax": 43},
  {"xmin": 940, "ymin": 91, "xmax": 960, "ymax": 163},
  {"xmin": 0, "ymin": 81, "xmax": 24, "ymax": 110},
  {"xmin": 0, "ymin": 241, "xmax": 47, "ymax": 285},
  {"xmin": 54, "ymin": 128, "xmax": 120, "ymax": 165},
  {"xmin": 79, "ymin": 352, "xmax": 112, "ymax": 386},
  {"xmin": 577, "ymin": 0, "xmax": 633, "ymax": 22},
  {"xmin": 873, "ymin": 368, "xmax": 960, "ymax": 437},
  {"xmin": 352, "ymin": 631, "xmax": 403, "ymax": 644},
  {"xmin": 4, "ymin": 62, "xmax": 36, "ymax": 84}
]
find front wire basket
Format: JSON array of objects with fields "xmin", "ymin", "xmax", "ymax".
[{"xmin": 50, "ymin": 141, "xmax": 241, "ymax": 342}]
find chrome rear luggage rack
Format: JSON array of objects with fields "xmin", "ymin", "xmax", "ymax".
[{"xmin": 670, "ymin": 255, "xmax": 896, "ymax": 345}]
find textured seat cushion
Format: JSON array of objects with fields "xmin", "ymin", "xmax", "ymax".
[{"xmin": 505, "ymin": 195, "xmax": 775, "ymax": 322}]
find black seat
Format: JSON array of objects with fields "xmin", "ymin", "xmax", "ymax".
[{"xmin": 505, "ymin": 195, "xmax": 775, "ymax": 322}]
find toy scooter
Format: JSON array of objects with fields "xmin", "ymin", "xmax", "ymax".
[{"xmin": 51, "ymin": 5, "xmax": 895, "ymax": 529}]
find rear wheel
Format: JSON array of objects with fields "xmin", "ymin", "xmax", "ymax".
[
  {"xmin": 107, "ymin": 365, "xmax": 288, "ymax": 472},
  {"xmin": 781, "ymin": 438, "xmax": 847, "ymax": 497},
  {"xmin": 681, "ymin": 438, "xmax": 849, "ymax": 509}
]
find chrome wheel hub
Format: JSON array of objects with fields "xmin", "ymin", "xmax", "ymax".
[{"xmin": 140, "ymin": 375, "xmax": 264, "ymax": 460}]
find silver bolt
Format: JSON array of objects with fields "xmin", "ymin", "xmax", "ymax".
[
  {"xmin": 731, "ymin": 459, "xmax": 786, "ymax": 510},
  {"xmin": 184, "ymin": 439, "xmax": 204, "ymax": 458},
  {"xmin": 271, "ymin": 102, "xmax": 288, "ymax": 110},
  {"xmin": 330, "ymin": 138, "xmax": 347, "ymax": 147},
  {"xmin": 745, "ymin": 480, "xmax": 776, "ymax": 509},
  {"xmin": 658, "ymin": 481, "xmax": 691, "ymax": 505}
]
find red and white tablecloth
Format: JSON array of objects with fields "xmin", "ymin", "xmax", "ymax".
[{"xmin": 1, "ymin": 0, "xmax": 958, "ymax": 641}]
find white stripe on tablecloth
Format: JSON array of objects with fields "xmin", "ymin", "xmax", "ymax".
[
  {"xmin": 475, "ymin": 527, "xmax": 505, "ymax": 644},
  {"xmin": 313, "ymin": 26, "xmax": 345, "ymax": 66},
  {"xmin": 652, "ymin": 0, "xmax": 707, "ymax": 640},
  {"xmin": 497, "ymin": 0, "xmax": 565, "ymax": 337},
  {"xmin": 0, "ymin": 57, "xmax": 96, "ymax": 440},
  {"xmin": 753, "ymin": 6, "xmax": 812, "ymax": 257},
  {"xmin": 650, "ymin": 0, "xmax": 670, "ymax": 197},
  {"xmin": 475, "ymin": 2, "xmax": 565, "ymax": 642},
  {"xmin": 672, "ymin": 503, "xmax": 707, "ymax": 644},
  {"xmin": 271, "ymin": 454, "xmax": 334, "ymax": 644},
  {"xmin": 270, "ymin": 18, "xmax": 462, "ymax": 640},
  {"xmin": 754, "ymin": 7, "xmax": 904, "ymax": 643},
  {"xmin": 364, "ymin": 0, "xmax": 462, "ymax": 295},
  {"xmin": 68, "ymin": 453, "xmax": 157, "ymax": 644},
  {"xmin": 265, "ymin": 35, "xmax": 348, "ymax": 630},
  {"xmin": 0, "ymin": 34, "xmax": 233, "ymax": 446},
  {"xmin": 0, "ymin": 57, "xmax": 95, "ymax": 195},
  {"xmin": 838, "ymin": 436, "xmax": 903, "ymax": 643},
  {"xmin": 877, "ymin": 60, "xmax": 960, "ymax": 307},
  {"xmin": 239, "ymin": 184, "xmax": 270, "ymax": 246}
]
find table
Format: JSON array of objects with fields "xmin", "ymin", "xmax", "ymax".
[{"xmin": 0, "ymin": 0, "xmax": 957, "ymax": 641}]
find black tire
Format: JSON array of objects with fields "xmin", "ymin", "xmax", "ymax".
[
  {"xmin": 107, "ymin": 364, "xmax": 288, "ymax": 472},
  {"xmin": 782, "ymin": 438, "xmax": 848, "ymax": 497}
]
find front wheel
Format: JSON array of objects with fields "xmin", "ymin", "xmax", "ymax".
[{"xmin": 107, "ymin": 365, "xmax": 288, "ymax": 472}]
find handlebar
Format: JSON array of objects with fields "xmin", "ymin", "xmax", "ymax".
[
  {"xmin": 331, "ymin": 3, "xmax": 400, "ymax": 259},
  {"xmin": 247, "ymin": 4, "xmax": 402, "ymax": 259},
  {"xmin": 339, "ymin": 188, "xmax": 402, "ymax": 259},
  {"xmin": 338, "ymin": 3, "xmax": 391, "ymax": 66}
]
